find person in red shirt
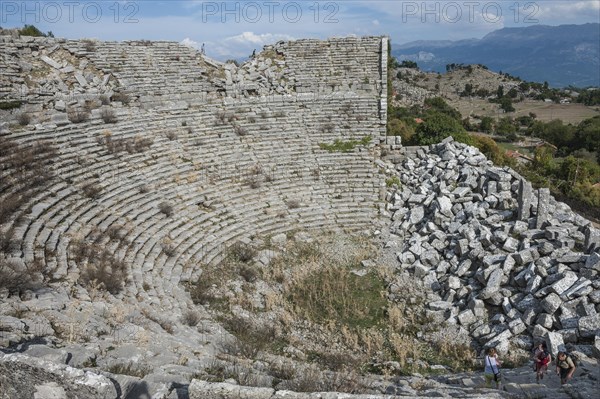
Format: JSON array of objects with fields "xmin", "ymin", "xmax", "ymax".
[{"xmin": 533, "ymin": 342, "xmax": 552, "ymax": 383}]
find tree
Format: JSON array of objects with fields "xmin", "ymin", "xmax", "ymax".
[
  {"xmin": 507, "ymin": 88, "xmax": 519, "ymax": 99},
  {"xmin": 497, "ymin": 85, "xmax": 504, "ymax": 98},
  {"xmin": 499, "ymin": 97, "xmax": 515, "ymax": 113},
  {"xmin": 516, "ymin": 115, "xmax": 534, "ymax": 127},
  {"xmin": 533, "ymin": 145, "xmax": 556, "ymax": 171},
  {"xmin": 387, "ymin": 118, "xmax": 415, "ymax": 143},
  {"xmin": 412, "ymin": 111, "xmax": 471, "ymax": 146},
  {"xmin": 573, "ymin": 116, "xmax": 600, "ymax": 161},
  {"xmin": 424, "ymin": 97, "xmax": 462, "ymax": 120},
  {"xmin": 496, "ymin": 117, "xmax": 517, "ymax": 138},
  {"xmin": 399, "ymin": 60, "xmax": 418, "ymax": 69},
  {"xmin": 541, "ymin": 120, "xmax": 576, "ymax": 151},
  {"xmin": 460, "ymin": 83, "xmax": 473, "ymax": 97},
  {"xmin": 576, "ymin": 89, "xmax": 600, "ymax": 106},
  {"xmin": 19, "ymin": 25, "xmax": 50, "ymax": 37},
  {"xmin": 472, "ymin": 135, "xmax": 511, "ymax": 166},
  {"xmin": 479, "ymin": 116, "xmax": 494, "ymax": 133}
]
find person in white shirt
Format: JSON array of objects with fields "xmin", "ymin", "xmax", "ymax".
[{"xmin": 484, "ymin": 347, "xmax": 502, "ymax": 388}]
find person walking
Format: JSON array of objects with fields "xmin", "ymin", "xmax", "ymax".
[
  {"xmin": 556, "ymin": 351, "xmax": 576, "ymax": 385},
  {"xmin": 484, "ymin": 347, "xmax": 502, "ymax": 389},
  {"xmin": 533, "ymin": 342, "xmax": 551, "ymax": 383}
]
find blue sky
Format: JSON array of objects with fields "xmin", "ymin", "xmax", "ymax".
[{"xmin": 1, "ymin": 1, "xmax": 599, "ymax": 60}]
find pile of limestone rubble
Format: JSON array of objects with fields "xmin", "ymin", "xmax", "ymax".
[{"xmin": 380, "ymin": 137, "xmax": 600, "ymax": 358}]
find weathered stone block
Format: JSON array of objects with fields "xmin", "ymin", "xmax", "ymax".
[
  {"xmin": 458, "ymin": 309, "xmax": 477, "ymax": 327},
  {"xmin": 579, "ymin": 314, "xmax": 600, "ymax": 338},
  {"xmin": 447, "ymin": 275, "xmax": 461, "ymax": 290},
  {"xmin": 503, "ymin": 237, "xmax": 520, "ymax": 253},
  {"xmin": 584, "ymin": 252, "xmax": 600, "ymax": 272},
  {"xmin": 526, "ymin": 275, "xmax": 543, "ymax": 294},
  {"xmin": 536, "ymin": 313, "xmax": 554, "ymax": 329},
  {"xmin": 536, "ymin": 188, "xmax": 550, "ymax": 229},
  {"xmin": 563, "ymin": 278, "xmax": 592, "ymax": 300},
  {"xmin": 409, "ymin": 206, "xmax": 425, "ymax": 224},
  {"xmin": 593, "ymin": 335, "xmax": 600, "ymax": 358},
  {"xmin": 456, "ymin": 239, "xmax": 470, "ymax": 257},
  {"xmin": 558, "ymin": 328, "xmax": 579, "ymax": 344},
  {"xmin": 585, "ymin": 227, "xmax": 600, "ymax": 253},
  {"xmin": 514, "ymin": 248, "xmax": 537, "ymax": 265},
  {"xmin": 551, "ymin": 272, "xmax": 578, "ymax": 295},
  {"xmin": 545, "ymin": 331, "xmax": 565, "ymax": 355},
  {"xmin": 541, "ymin": 293, "xmax": 562, "ymax": 314},
  {"xmin": 517, "ymin": 180, "xmax": 533, "ymax": 221},
  {"xmin": 522, "ymin": 308, "xmax": 537, "ymax": 326},
  {"xmin": 414, "ymin": 262, "xmax": 430, "ymax": 278},
  {"xmin": 516, "ymin": 294, "xmax": 539, "ymax": 313},
  {"xmin": 532, "ymin": 324, "xmax": 549, "ymax": 339},
  {"xmin": 508, "ymin": 318, "xmax": 526, "ymax": 335},
  {"xmin": 456, "ymin": 259, "xmax": 472, "ymax": 277}
]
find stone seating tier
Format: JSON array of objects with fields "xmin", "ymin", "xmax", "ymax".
[{"xmin": 0, "ymin": 35, "xmax": 386, "ymax": 311}]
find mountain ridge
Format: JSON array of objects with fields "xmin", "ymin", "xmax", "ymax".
[{"xmin": 393, "ymin": 23, "xmax": 600, "ymax": 87}]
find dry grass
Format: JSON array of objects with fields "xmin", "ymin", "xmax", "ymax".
[
  {"xmin": 451, "ymin": 98, "xmax": 599, "ymax": 125},
  {"xmin": 68, "ymin": 109, "xmax": 90, "ymax": 123},
  {"xmin": 181, "ymin": 310, "xmax": 201, "ymax": 327},
  {"xmin": 17, "ymin": 113, "xmax": 31, "ymax": 125},
  {"xmin": 100, "ymin": 108, "xmax": 118, "ymax": 124},
  {"xmin": 0, "ymin": 258, "xmax": 44, "ymax": 294},
  {"xmin": 81, "ymin": 182, "xmax": 102, "ymax": 199},
  {"xmin": 111, "ymin": 92, "xmax": 131, "ymax": 104},
  {"xmin": 188, "ymin": 232, "xmax": 477, "ymax": 381},
  {"xmin": 0, "ymin": 137, "xmax": 58, "ymax": 224},
  {"xmin": 220, "ymin": 315, "xmax": 277, "ymax": 359},
  {"xmin": 70, "ymin": 240, "xmax": 127, "ymax": 294},
  {"xmin": 97, "ymin": 132, "xmax": 153, "ymax": 154},
  {"xmin": 286, "ymin": 264, "xmax": 387, "ymax": 328}
]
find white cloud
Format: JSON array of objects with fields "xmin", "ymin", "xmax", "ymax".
[
  {"xmin": 372, "ymin": 19, "xmax": 380, "ymax": 26},
  {"xmin": 225, "ymin": 31, "xmax": 294, "ymax": 46},
  {"xmin": 536, "ymin": 0, "xmax": 600, "ymax": 22},
  {"xmin": 184, "ymin": 31, "xmax": 296, "ymax": 60},
  {"xmin": 181, "ymin": 37, "xmax": 201, "ymax": 49}
]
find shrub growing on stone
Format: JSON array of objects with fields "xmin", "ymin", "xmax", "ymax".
[
  {"xmin": 17, "ymin": 113, "xmax": 31, "ymax": 126},
  {"xmin": 71, "ymin": 240, "xmax": 127, "ymax": 294},
  {"xmin": 233, "ymin": 125, "xmax": 248, "ymax": 136},
  {"xmin": 181, "ymin": 310, "xmax": 201, "ymax": 327},
  {"xmin": 68, "ymin": 109, "xmax": 89, "ymax": 124},
  {"xmin": 82, "ymin": 182, "xmax": 102, "ymax": 199},
  {"xmin": 106, "ymin": 225, "xmax": 125, "ymax": 241},
  {"xmin": 0, "ymin": 258, "xmax": 44, "ymax": 294},
  {"xmin": 165, "ymin": 131, "xmax": 178, "ymax": 141},
  {"xmin": 161, "ymin": 239, "xmax": 176, "ymax": 257},
  {"xmin": 100, "ymin": 108, "xmax": 118, "ymax": 124},
  {"xmin": 227, "ymin": 242, "xmax": 256, "ymax": 263},
  {"xmin": 159, "ymin": 201, "xmax": 174, "ymax": 216},
  {"xmin": 286, "ymin": 199, "xmax": 300, "ymax": 209},
  {"xmin": 220, "ymin": 316, "xmax": 276, "ymax": 359},
  {"xmin": 111, "ymin": 92, "xmax": 131, "ymax": 105},
  {"xmin": 82, "ymin": 39, "xmax": 96, "ymax": 52},
  {"xmin": 0, "ymin": 100, "xmax": 22, "ymax": 110}
]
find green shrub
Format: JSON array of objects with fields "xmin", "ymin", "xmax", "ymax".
[
  {"xmin": 319, "ymin": 136, "xmax": 372, "ymax": 152},
  {"xmin": 287, "ymin": 265, "xmax": 387, "ymax": 329},
  {"xmin": 0, "ymin": 100, "xmax": 22, "ymax": 110},
  {"xmin": 19, "ymin": 25, "xmax": 52, "ymax": 37},
  {"xmin": 386, "ymin": 176, "xmax": 401, "ymax": 188}
]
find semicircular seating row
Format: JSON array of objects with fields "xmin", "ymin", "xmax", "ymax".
[{"xmin": 1, "ymin": 37, "xmax": 386, "ymax": 312}]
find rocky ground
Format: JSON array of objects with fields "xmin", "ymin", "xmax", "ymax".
[{"xmin": 2, "ymin": 138, "xmax": 600, "ymax": 398}]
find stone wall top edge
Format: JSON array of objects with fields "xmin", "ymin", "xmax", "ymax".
[{"xmin": 1, "ymin": 34, "xmax": 387, "ymax": 47}]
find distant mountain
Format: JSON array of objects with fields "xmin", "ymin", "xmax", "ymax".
[{"xmin": 392, "ymin": 24, "xmax": 600, "ymax": 88}]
